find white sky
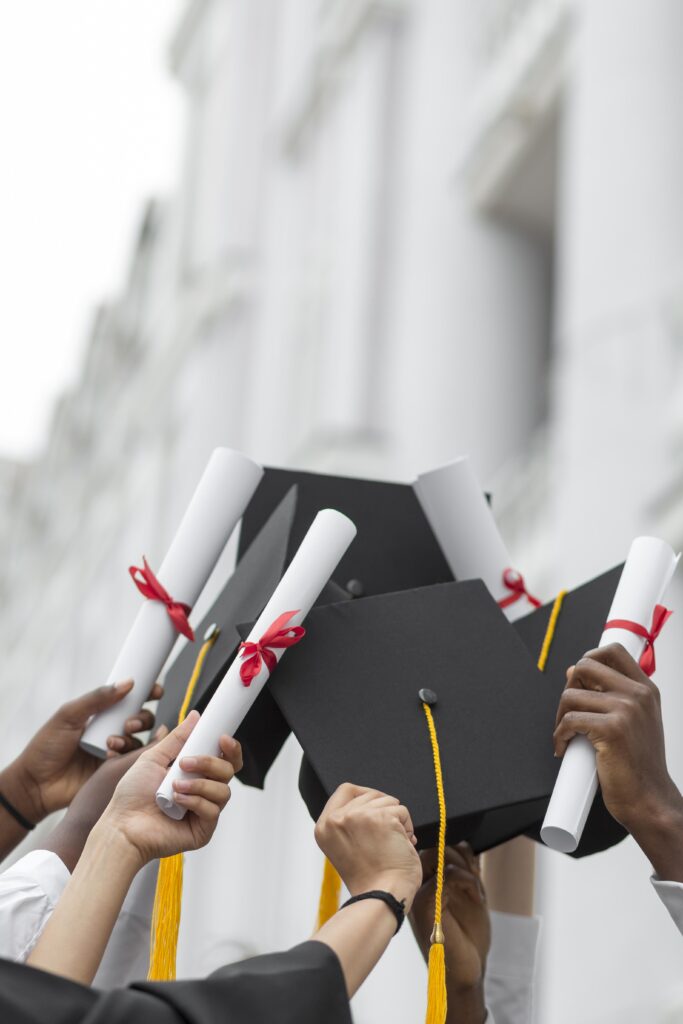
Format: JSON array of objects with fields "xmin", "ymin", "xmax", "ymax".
[{"xmin": 0, "ymin": 0, "xmax": 184, "ymax": 459}]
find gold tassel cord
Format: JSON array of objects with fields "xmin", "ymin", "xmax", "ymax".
[
  {"xmin": 422, "ymin": 700, "xmax": 448, "ymax": 1024},
  {"xmin": 148, "ymin": 626, "xmax": 219, "ymax": 981},
  {"xmin": 537, "ymin": 591, "xmax": 568, "ymax": 672},
  {"xmin": 316, "ymin": 856, "xmax": 343, "ymax": 930}
]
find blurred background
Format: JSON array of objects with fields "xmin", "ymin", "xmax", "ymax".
[{"xmin": 1, "ymin": 1, "xmax": 683, "ymax": 1021}]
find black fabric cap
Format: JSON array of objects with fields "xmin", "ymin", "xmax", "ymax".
[
  {"xmin": 270, "ymin": 580, "xmax": 565, "ymax": 852},
  {"xmin": 238, "ymin": 467, "xmax": 453, "ymax": 598},
  {"xmin": 156, "ymin": 488, "xmax": 352, "ymax": 787},
  {"xmin": 514, "ymin": 563, "xmax": 628, "ymax": 857}
]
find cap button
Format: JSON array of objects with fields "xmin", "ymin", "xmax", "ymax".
[
  {"xmin": 418, "ymin": 688, "xmax": 437, "ymax": 706},
  {"xmin": 346, "ymin": 579, "xmax": 364, "ymax": 598}
]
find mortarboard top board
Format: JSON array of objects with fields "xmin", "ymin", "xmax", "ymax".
[
  {"xmin": 238, "ymin": 467, "xmax": 453, "ymax": 598},
  {"xmin": 156, "ymin": 487, "xmax": 353, "ymax": 787},
  {"xmin": 269, "ymin": 579, "xmax": 565, "ymax": 853},
  {"xmin": 514, "ymin": 563, "xmax": 628, "ymax": 856}
]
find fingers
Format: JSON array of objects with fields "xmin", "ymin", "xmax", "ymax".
[
  {"xmin": 554, "ymin": 686, "xmax": 623, "ymax": 732},
  {"xmin": 553, "ymin": 710, "xmax": 611, "ymax": 757},
  {"xmin": 170, "ymin": 792, "xmax": 222, "ymax": 822},
  {"xmin": 180, "ymin": 750, "xmax": 238, "ymax": 785},
  {"xmin": 173, "ymin": 777, "xmax": 231, "ymax": 809},
  {"xmin": 106, "ymin": 733, "xmax": 143, "ymax": 754},
  {"xmin": 58, "ymin": 681, "xmax": 134, "ymax": 728},
  {"xmin": 144, "ymin": 710, "xmax": 200, "ymax": 766},
  {"xmin": 124, "ymin": 708, "xmax": 157, "ymax": 735},
  {"xmin": 324, "ymin": 783, "xmax": 377, "ymax": 814},
  {"xmin": 578, "ymin": 643, "xmax": 648, "ymax": 681},
  {"xmin": 566, "ymin": 654, "xmax": 647, "ymax": 698},
  {"xmin": 219, "ymin": 735, "xmax": 243, "ymax": 773},
  {"xmin": 148, "ymin": 682, "xmax": 164, "ymax": 701}
]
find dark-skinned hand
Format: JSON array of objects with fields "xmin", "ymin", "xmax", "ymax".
[
  {"xmin": 554, "ymin": 643, "xmax": 683, "ymax": 881},
  {"xmin": 410, "ymin": 843, "xmax": 490, "ymax": 1024}
]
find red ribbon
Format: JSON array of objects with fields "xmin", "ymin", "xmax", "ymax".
[
  {"xmin": 129, "ymin": 557, "xmax": 195, "ymax": 642},
  {"xmin": 239, "ymin": 611, "xmax": 306, "ymax": 686},
  {"xmin": 497, "ymin": 568, "xmax": 541, "ymax": 611},
  {"xmin": 603, "ymin": 604, "xmax": 672, "ymax": 676}
]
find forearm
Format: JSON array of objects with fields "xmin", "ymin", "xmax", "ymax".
[
  {"xmin": 43, "ymin": 812, "xmax": 96, "ymax": 873},
  {"xmin": 446, "ymin": 984, "xmax": 487, "ymax": 1024},
  {"xmin": 0, "ymin": 763, "xmax": 44, "ymax": 861},
  {"xmin": 482, "ymin": 837, "xmax": 535, "ymax": 916},
  {"xmin": 28, "ymin": 818, "xmax": 142, "ymax": 984},
  {"xmin": 629, "ymin": 792, "xmax": 683, "ymax": 883},
  {"xmin": 312, "ymin": 898, "xmax": 397, "ymax": 997}
]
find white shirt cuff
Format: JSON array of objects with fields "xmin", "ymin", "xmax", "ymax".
[
  {"xmin": 651, "ymin": 874, "xmax": 683, "ymax": 935},
  {"xmin": 487, "ymin": 910, "xmax": 541, "ymax": 982}
]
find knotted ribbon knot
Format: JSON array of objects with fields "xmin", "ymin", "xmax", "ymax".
[
  {"xmin": 498, "ymin": 568, "xmax": 541, "ymax": 611},
  {"xmin": 239, "ymin": 611, "xmax": 306, "ymax": 686},
  {"xmin": 603, "ymin": 604, "xmax": 672, "ymax": 677},
  {"xmin": 129, "ymin": 557, "xmax": 195, "ymax": 642}
]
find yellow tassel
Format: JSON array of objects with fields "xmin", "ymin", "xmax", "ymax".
[
  {"xmin": 422, "ymin": 701, "xmax": 448, "ymax": 1024},
  {"xmin": 426, "ymin": 938, "xmax": 447, "ymax": 1024},
  {"xmin": 147, "ymin": 626, "xmax": 219, "ymax": 981},
  {"xmin": 315, "ymin": 856, "xmax": 342, "ymax": 929},
  {"xmin": 537, "ymin": 590, "xmax": 568, "ymax": 672}
]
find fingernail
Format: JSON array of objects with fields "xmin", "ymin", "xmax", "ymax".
[
  {"xmin": 174, "ymin": 780, "xmax": 192, "ymax": 793},
  {"xmin": 115, "ymin": 680, "xmax": 134, "ymax": 692},
  {"xmin": 128, "ymin": 719, "xmax": 143, "ymax": 732},
  {"xmin": 181, "ymin": 757, "xmax": 198, "ymax": 770},
  {"xmin": 108, "ymin": 737, "xmax": 125, "ymax": 750},
  {"xmin": 174, "ymin": 793, "xmax": 189, "ymax": 803}
]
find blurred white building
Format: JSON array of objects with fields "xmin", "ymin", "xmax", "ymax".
[{"xmin": 2, "ymin": 1, "xmax": 683, "ymax": 1021}]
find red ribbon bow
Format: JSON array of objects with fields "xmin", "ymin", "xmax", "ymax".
[
  {"xmin": 497, "ymin": 568, "xmax": 541, "ymax": 611},
  {"xmin": 239, "ymin": 611, "xmax": 306, "ymax": 686},
  {"xmin": 129, "ymin": 558, "xmax": 195, "ymax": 642},
  {"xmin": 603, "ymin": 604, "xmax": 673, "ymax": 676}
]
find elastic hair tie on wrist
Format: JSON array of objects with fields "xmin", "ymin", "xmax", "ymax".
[{"xmin": 0, "ymin": 792, "xmax": 35, "ymax": 831}]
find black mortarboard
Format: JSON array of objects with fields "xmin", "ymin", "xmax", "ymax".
[
  {"xmin": 513, "ymin": 564, "xmax": 628, "ymax": 856},
  {"xmin": 269, "ymin": 579, "xmax": 565, "ymax": 852},
  {"xmin": 156, "ymin": 487, "xmax": 352, "ymax": 786},
  {"xmin": 238, "ymin": 467, "xmax": 453, "ymax": 598}
]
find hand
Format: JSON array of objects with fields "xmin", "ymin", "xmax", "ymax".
[
  {"xmin": 3, "ymin": 680, "xmax": 164, "ymax": 823},
  {"xmin": 314, "ymin": 784, "xmax": 422, "ymax": 912},
  {"xmin": 99, "ymin": 711, "xmax": 242, "ymax": 867},
  {"xmin": 554, "ymin": 643, "xmax": 683, "ymax": 879},
  {"xmin": 44, "ymin": 731, "xmax": 168, "ymax": 872},
  {"xmin": 410, "ymin": 844, "xmax": 490, "ymax": 994}
]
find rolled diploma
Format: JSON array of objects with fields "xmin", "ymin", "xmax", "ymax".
[
  {"xmin": 414, "ymin": 456, "xmax": 535, "ymax": 621},
  {"xmin": 156, "ymin": 507, "xmax": 357, "ymax": 819},
  {"xmin": 80, "ymin": 448, "xmax": 264, "ymax": 757},
  {"xmin": 541, "ymin": 536, "xmax": 679, "ymax": 853}
]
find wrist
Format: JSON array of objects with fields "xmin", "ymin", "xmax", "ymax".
[
  {"xmin": 628, "ymin": 789, "xmax": 683, "ymax": 883},
  {"xmin": 445, "ymin": 980, "xmax": 487, "ymax": 1024},
  {"xmin": 350, "ymin": 872, "xmax": 417, "ymax": 914},
  {"xmin": 90, "ymin": 812, "xmax": 147, "ymax": 877},
  {"xmin": 0, "ymin": 760, "xmax": 45, "ymax": 826}
]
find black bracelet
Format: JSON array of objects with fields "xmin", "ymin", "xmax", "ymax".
[
  {"xmin": 340, "ymin": 890, "xmax": 406, "ymax": 934},
  {"xmin": 0, "ymin": 792, "xmax": 35, "ymax": 831}
]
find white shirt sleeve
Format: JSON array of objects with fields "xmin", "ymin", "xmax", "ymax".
[
  {"xmin": 93, "ymin": 859, "xmax": 157, "ymax": 987},
  {"xmin": 484, "ymin": 910, "xmax": 541, "ymax": 1024},
  {"xmin": 0, "ymin": 849, "xmax": 70, "ymax": 961},
  {"xmin": 651, "ymin": 875, "xmax": 683, "ymax": 935}
]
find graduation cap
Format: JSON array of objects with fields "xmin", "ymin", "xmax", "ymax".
[
  {"xmin": 156, "ymin": 487, "xmax": 351, "ymax": 786},
  {"xmin": 238, "ymin": 466, "xmax": 453, "ymax": 597},
  {"xmin": 157, "ymin": 465, "xmax": 454, "ymax": 786},
  {"xmin": 514, "ymin": 564, "xmax": 629, "ymax": 856},
  {"xmin": 269, "ymin": 579, "xmax": 565, "ymax": 853}
]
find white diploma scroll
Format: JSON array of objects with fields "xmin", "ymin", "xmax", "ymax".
[
  {"xmin": 414, "ymin": 456, "xmax": 537, "ymax": 621},
  {"xmin": 156, "ymin": 508, "xmax": 357, "ymax": 819},
  {"xmin": 80, "ymin": 448, "xmax": 264, "ymax": 758},
  {"xmin": 541, "ymin": 536, "xmax": 679, "ymax": 853}
]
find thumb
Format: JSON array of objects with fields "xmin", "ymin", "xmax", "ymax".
[
  {"xmin": 144, "ymin": 711, "xmax": 200, "ymax": 767},
  {"xmin": 59, "ymin": 681, "xmax": 135, "ymax": 727}
]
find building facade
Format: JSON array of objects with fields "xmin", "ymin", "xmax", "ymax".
[{"xmin": 2, "ymin": 1, "xmax": 683, "ymax": 1020}]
